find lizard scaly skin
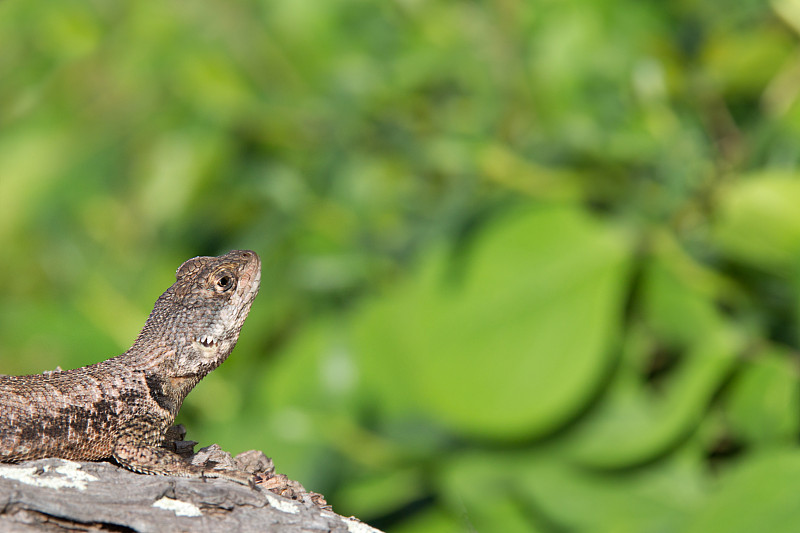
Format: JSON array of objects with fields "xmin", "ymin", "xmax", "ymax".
[{"xmin": 0, "ymin": 250, "xmax": 260, "ymax": 483}]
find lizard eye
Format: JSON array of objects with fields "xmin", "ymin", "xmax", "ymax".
[{"xmin": 213, "ymin": 271, "xmax": 236, "ymax": 293}]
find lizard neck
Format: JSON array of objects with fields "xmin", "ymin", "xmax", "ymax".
[
  {"xmin": 114, "ymin": 344, "xmax": 208, "ymax": 416},
  {"xmin": 143, "ymin": 372, "xmax": 201, "ymax": 418}
]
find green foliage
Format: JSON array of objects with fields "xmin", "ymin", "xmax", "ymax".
[
  {"xmin": 353, "ymin": 207, "xmax": 632, "ymax": 440},
  {"xmin": 1, "ymin": 0, "xmax": 800, "ymax": 531}
]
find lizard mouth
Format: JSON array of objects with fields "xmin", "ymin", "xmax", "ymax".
[{"xmin": 196, "ymin": 334, "xmax": 218, "ymax": 349}]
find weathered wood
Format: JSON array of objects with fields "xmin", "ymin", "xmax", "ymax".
[{"xmin": 0, "ymin": 457, "xmax": 382, "ymax": 533}]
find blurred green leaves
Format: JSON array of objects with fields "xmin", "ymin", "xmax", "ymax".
[
  {"xmin": 685, "ymin": 450, "xmax": 800, "ymax": 533},
  {"xmin": 1, "ymin": 0, "xmax": 800, "ymax": 531},
  {"xmin": 715, "ymin": 172, "xmax": 800, "ymax": 273},
  {"xmin": 354, "ymin": 207, "xmax": 632, "ymax": 440}
]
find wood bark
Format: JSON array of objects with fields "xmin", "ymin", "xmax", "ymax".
[{"xmin": 0, "ymin": 458, "xmax": 381, "ymax": 533}]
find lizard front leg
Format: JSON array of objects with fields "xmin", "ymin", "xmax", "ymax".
[{"xmin": 112, "ymin": 437, "xmax": 254, "ymax": 486}]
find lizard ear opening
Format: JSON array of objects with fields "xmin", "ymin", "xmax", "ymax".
[{"xmin": 176, "ymin": 256, "xmax": 210, "ymax": 280}]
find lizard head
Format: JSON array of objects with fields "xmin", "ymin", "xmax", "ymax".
[{"xmin": 131, "ymin": 249, "xmax": 261, "ymax": 378}]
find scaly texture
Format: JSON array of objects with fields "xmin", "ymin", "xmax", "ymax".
[{"xmin": 0, "ymin": 250, "xmax": 261, "ymax": 482}]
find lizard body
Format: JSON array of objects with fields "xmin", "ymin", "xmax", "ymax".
[{"xmin": 0, "ymin": 250, "xmax": 260, "ymax": 481}]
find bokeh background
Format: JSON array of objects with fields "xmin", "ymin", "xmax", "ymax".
[{"xmin": 2, "ymin": 0, "xmax": 800, "ymax": 531}]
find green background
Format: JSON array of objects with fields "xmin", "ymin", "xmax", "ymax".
[{"xmin": 2, "ymin": 0, "xmax": 800, "ymax": 531}]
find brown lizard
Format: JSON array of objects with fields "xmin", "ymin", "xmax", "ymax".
[{"xmin": 0, "ymin": 250, "xmax": 260, "ymax": 483}]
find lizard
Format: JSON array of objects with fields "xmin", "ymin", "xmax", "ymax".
[{"xmin": 0, "ymin": 249, "xmax": 261, "ymax": 484}]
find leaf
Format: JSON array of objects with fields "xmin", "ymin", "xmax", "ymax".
[
  {"xmin": 565, "ymin": 332, "xmax": 737, "ymax": 468},
  {"xmin": 726, "ymin": 345, "xmax": 800, "ymax": 447},
  {"xmin": 440, "ymin": 449, "xmax": 702, "ymax": 533},
  {"xmin": 354, "ymin": 206, "xmax": 632, "ymax": 439},
  {"xmin": 565, "ymin": 235, "xmax": 740, "ymax": 467},
  {"xmin": 389, "ymin": 507, "xmax": 469, "ymax": 533},
  {"xmin": 684, "ymin": 450, "xmax": 800, "ymax": 533},
  {"xmin": 713, "ymin": 172, "xmax": 800, "ymax": 272},
  {"xmin": 439, "ymin": 451, "xmax": 548, "ymax": 533},
  {"xmin": 336, "ymin": 468, "xmax": 426, "ymax": 523}
]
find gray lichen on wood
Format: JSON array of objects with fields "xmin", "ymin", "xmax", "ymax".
[{"xmin": 0, "ymin": 455, "xmax": 383, "ymax": 533}]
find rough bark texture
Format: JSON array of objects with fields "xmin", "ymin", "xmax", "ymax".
[{"xmin": 0, "ymin": 456, "xmax": 382, "ymax": 533}]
